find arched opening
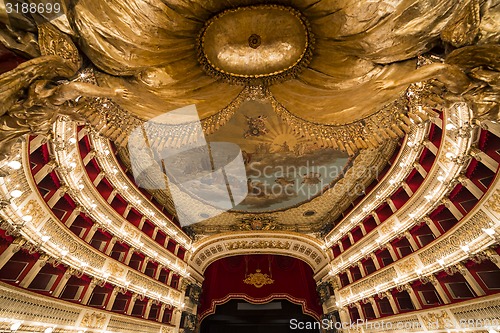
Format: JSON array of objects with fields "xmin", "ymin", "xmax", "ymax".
[{"xmin": 198, "ymin": 254, "xmax": 322, "ymax": 332}]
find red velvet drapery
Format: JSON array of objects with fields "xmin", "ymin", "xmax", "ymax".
[{"xmin": 198, "ymin": 254, "xmax": 322, "ymax": 321}]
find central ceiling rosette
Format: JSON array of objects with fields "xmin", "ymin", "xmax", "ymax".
[{"xmin": 198, "ymin": 5, "xmax": 314, "ymax": 85}]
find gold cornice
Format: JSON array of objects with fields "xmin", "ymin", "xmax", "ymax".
[{"xmin": 189, "ymin": 231, "xmax": 329, "ymax": 275}]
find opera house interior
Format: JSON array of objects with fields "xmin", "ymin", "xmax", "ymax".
[{"xmin": 0, "ymin": 0, "xmax": 500, "ymax": 332}]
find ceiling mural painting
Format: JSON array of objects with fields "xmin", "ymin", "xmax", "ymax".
[
  {"xmin": 206, "ymin": 99, "xmax": 353, "ymax": 213},
  {"xmin": 0, "ymin": 0, "xmax": 499, "ymax": 238}
]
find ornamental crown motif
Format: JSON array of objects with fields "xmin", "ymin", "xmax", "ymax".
[{"xmin": 243, "ymin": 269, "xmax": 274, "ymax": 288}]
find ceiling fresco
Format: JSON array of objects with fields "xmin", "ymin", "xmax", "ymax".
[{"xmin": 206, "ymin": 99, "xmax": 352, "ymax": 213}]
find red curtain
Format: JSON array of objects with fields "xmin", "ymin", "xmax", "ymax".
[{"xmin": 198, "ymin": 254, "xmax": 322, "ymax": 321}]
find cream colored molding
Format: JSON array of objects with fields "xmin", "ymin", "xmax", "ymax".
[
  {"xmin": 327, "ymin": 103, "xmax": 475, "ymax": 277},
  {"xmin": 335, "ymin": 173, "xmax": 499, "ymax": 307},
  {"xmin": 189, "ymin": 231, "xmax": 329, "ymax": 277},
  {"xmin": 52, "ymin": 120, "xmax": 192, "ymax": 280},
  {"xmin": 349, "ymin": 293, "xmax": 500, "ymax": 333},
  {"xmin": 0, "ymin": 144, "xmax": 185, "ymax": 310},
  {"xmin": 0, "ymin": 281, "xmax": 175, "ymax": 333},
  {"xmin": 325, "ymin": 120, "xmax": 430, "ymax": 246},
  {"xmin": 88, "ymin": 129, "xmax": 191, "ymax": 247}
]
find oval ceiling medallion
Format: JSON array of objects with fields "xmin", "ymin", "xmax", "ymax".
[{"xmin": 198, "ymin": 5, "xmax": 314, "ymax": 85}]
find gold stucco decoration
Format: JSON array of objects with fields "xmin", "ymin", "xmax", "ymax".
[{"xmin": 243, "ymin": 269, "xmax": 275, "ymax": 288}]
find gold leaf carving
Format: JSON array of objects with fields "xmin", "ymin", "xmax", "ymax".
[{"xmin": 243, "ymin": 269, "xmax": 274, "ymax": 288}]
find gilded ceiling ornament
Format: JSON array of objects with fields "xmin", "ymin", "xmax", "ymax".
[
  {"xmin": 235, "ymin": 216, "xmax": 280, "ymax": 231},
  {"xmin": 243, "ymin": 269, "xmax": 274, "ymax": 288},
  {"xmin": 197, "ymin": 5, "xmax": 314, "ymax": 86}
]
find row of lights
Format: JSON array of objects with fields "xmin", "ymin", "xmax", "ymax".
[
  {"xmin": 0, "ymin": 147, "xmax": 187, "ymax": 309},
  {"xmin": 84, "ymin": 129, "xmax": 191, "ymax": 247},
  {"xmin": 328, "ymin": 107, "xmax": 472, "ymax": 275},
  {"xmin": 51, "ymin": 129, "xmax": 191, "ymax": 278},
  {"xmin": 325, "ymin": 124, "xmax": 428, "ymax": 247},
  {"xmin": 336, "ymin": 222, "xmax": 498, "ymax": 307}
]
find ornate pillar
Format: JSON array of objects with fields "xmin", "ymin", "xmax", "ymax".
[
  {"xmin": 154, "ymin": 264, "xmax": 164, "ymax": 280},
  {"xmin": 441, "ymin": 197, "xmax": 464, "ymax": 220},
  {"xmin": 167, "ymin": 271, "xmax": 174, "ymax": 286},
  {"xmin": 423, "ymin": 140, "xmax": 438, "ymax": 155},
  {"xmin": 338, "ymin": 307, "xmax": 350, "ymax": 325},
  {"xmin": 358, "ymin": 223, "xmax": 367, "ymax": 236},
  {"xmin": 157, "ymin": 304, "xmax": 167, "ymax": 323},
  {"xmin": 457, "ymin": 175, "xmax": 483, "ymax": 199},
  {"xmin": 140, "ymin": 257, "xmax": 150, "ymax": 273},
  {"xmin": 337, "ymin": 241, "xmax": 344, "ymax": 253},
  {"xmin": 126, "ymin": 293, "xmax": 139, "ymax": 315},
  {"xmin": 345, "ymin": 269, "xmax": 354, "ymax": 284},
  {"xmin": 423, "ymin": 216, "xmax": 442, "ymax": 237},
  {"xmin": 84, "ymin": 224, "xmax": 99, "ymax": 243},
  {"xmin": 172, "ymin": 308, "xmax": 183, "ymax": 328},
  {"xmin": 368, "ymin": 297, "xmax": 380, "ymax": 318},
  {"xmin": 358, "ymin": 262, "xmax": 366, "ymax": 277},
  {"xmin": 402, "ymin": 182, "xmax": 414, "ymax": 196},
  {"xmin": 427, "ymin": 275, "xmax": 451, "ymax": 304},
  {"xmin": 105, "ymin": 287, "xmax": 119, "ymax": 310},
  {"xmin": 174, "ymin": 244, "xmax": 181, "ymax": 256},
  {"xmin": 385, "ymin": 244, "xmax": 398, "ymax": 261},
  {"xmin": 138, "ymin": 216, "xmax": 146, "ymax": 229},
  {"xmin": 81, "ymin": 278, "xmax": 99, "ymax": 305},
  {"xmin": 82, "ymin": 150, "xmax": 96, "ymax": 165},
  {"xmin": 52, "ymin": 269, "xmax": 74, "ymax": 298},
  {"xmin": 104, "ymin": 237, "xmax": 117, "ymax": 256},
  {"xmin": 400, "ymin": 284, "xmax": 422, "ymax": 310},
  {"xmin": 385, "ymin": 292, "xmax": 400, "ymax": 315},
  {"xmin": 0, "ymin": 238, "xmax": 24, "ymax": 270},
  {"xmin": 46, "ymin": 185, "xmax": 68, "ymax": 208},
  {"xmin": 469, "ymin": 147, "xmax": 499, "ymax": 172},
  {"xmin": 124, "ymin": 247, "xmax": 135, "ymax": 265},
  {"xmin": 371, "ymin": 211, "xmax": 381, "ymax": 225},
  {"xmin": 107, "ymin": 189, "xmax": 118, "ymax": 204},
  {"xmin": 64, "ymin": 207, "xmax": 81, "ymax": 228},
  {"xmin": 354, "ymin": 302, "xmax": 365, "ymax": 321},
  {"xmin": 404, "ymin": 232, "xmax": 419, "ymax": 251},
  {"xmin": 386, "ymin": 198, "xmax": 397, "ymax": 213},
  {"xmin": 143, "ymin": 299, "xmax": 153, "ymax": 319},
  {"xmin": 370, "ymin": 253, "xmax": 381, "ymax": 270},
  {"xmin": 34, "ymin": 160, "xmax": 57, "ymax": 184},
  {"xmin": 347, "ymin": 232, "xmax": 355, "ymax": 246},
  {"xmin": 413, "ymin": 162, "xmax": 428, "ymax": 178},
  {"xmin": 93, "ymin": 171, "xmax": 105, "ymax": 186},
  {"xmin": 455, "ymin": 263, "xmax": 486, "ymax": 296},
  {"xmin": 19, "ymin": 254, "xmax": 49, "ymax": 288}
]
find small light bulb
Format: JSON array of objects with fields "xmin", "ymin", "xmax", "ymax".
[
  {"xmin": 10, "ymin": 322, "xmax": 22, "ymax": 331},
  {"xmin": 8, "ymin": 161, "xmax": 22, "ymax": 169},
  {"xmin": 22, "ymin": 215, "xmax": 32, "ymax": 222},
  {"xmin": 483, "ymin": 228, "xmax": 495, "ymax": 236},
  {"xmin": 10, "ymin": 189, "xmax": 23, "ymax": 198}
]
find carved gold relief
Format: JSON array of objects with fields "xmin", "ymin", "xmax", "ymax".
[
  {"xmin": 421, "ymin": 311, "xmax": 454, "ymax": 330},
  {"xmin": 80, "ymin": 312, "xmax": 107, "ymax": 329},
  {"xmin": 243, "ymin": 269, "xmax": 274, "ymax": 288},
  {"xmin": 224, "ymin": 240, "xmax": 291, "ymax": 251},
  {"xmin": 485, "ymin": 190, "xmax": 500, "ymax": 215},
  {"xmin": 397, "ymin": 257, "xmax": 418, "ymax": 275}
]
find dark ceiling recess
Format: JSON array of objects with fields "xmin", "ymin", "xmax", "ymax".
[{"xmin": 200, "ymin": 299, "xmax": 320, "ymax": 333}]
